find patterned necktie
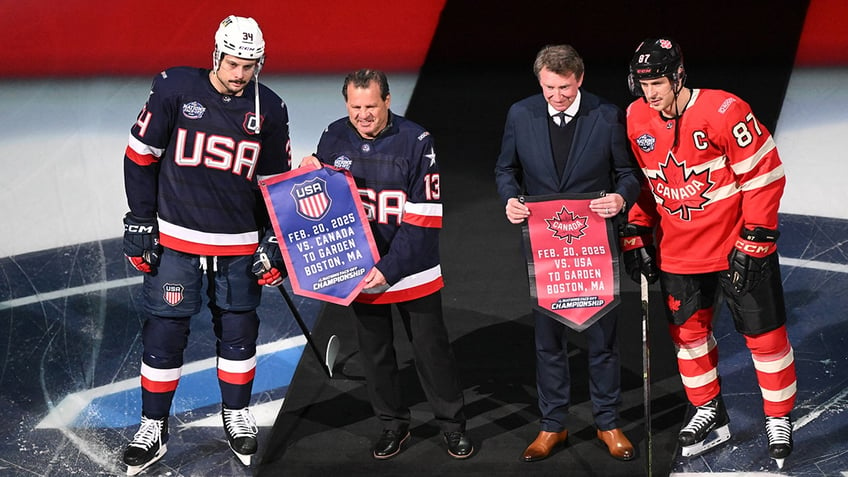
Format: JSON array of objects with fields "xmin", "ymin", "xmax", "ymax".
[{"xmin": 556, "ymin": 111, "xmax": 572, "ymax": 127}]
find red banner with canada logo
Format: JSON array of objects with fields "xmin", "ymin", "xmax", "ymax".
[{"xmin": 520, "ymin": 193, "xmax": 620, "ymax": 331}]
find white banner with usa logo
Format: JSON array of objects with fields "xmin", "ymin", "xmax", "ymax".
[{"xmin": 260, "ymin": 166, "xmax": 380, "ymax": 305}]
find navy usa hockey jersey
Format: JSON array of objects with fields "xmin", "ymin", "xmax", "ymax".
[
  {"xmin": 315, "ymin": 113, "xmax": 443, "ymax": 304},
  {"xmin": 124, "ymin": 67, "xmax": 291, "ymax": 256}
]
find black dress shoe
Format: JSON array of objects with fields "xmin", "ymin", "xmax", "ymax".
[
  {"xmin": 444, "ymin": 431, "xmax": 474, "ymax": 459},
  {"xmin": 372, "ymin": 429, "xmax": 410, "ymax": 459}
]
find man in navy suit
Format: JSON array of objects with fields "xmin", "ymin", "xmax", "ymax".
[{"xmin": 495, "ymin": 44, "xmax": 641, "ymax": 463}]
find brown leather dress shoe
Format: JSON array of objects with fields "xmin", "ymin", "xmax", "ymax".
[
  {"xmin": 522, "ymin": 430, "xmax": 568, "ymax": 462},
  {"xmin": 596, "ymin": 428, "xmax": 635, "ymax": 461}
]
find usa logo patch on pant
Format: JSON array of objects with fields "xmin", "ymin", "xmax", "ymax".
[{"xmin": 162, "ymin": 283, "xmax": 185, "ymax": 306}]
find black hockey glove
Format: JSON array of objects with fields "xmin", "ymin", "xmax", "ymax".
[
  {"xmin": 727, "ymin": 227, "xmax": 779, "ymax": 293},
  {"xmin": 619, "ymin": 223, "xmax": 659, "ymax": 284},
  {"xmin": 252, "ymin": 228, "xmax": 287, "ymax": 287},
  {"xmin": 123, "ymin": 213, "xmax": 162, "ymax": 274}
]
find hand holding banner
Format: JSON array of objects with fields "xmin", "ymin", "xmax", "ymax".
[
  {"xmin": 260, "ymin": 166, "xmax": 380, "ymax": 306},
  {"xmin": 520, "ymin": 193, "xmax": 620, "ymax": 331}
]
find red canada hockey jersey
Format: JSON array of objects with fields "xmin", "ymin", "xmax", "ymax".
[
  {"xmin": 124, "ymin": 67, "xmax": 291, "ymax": 256},
  {"xmin": 626, "ymin": 89, "xmax": 786, "ymax": 274}
]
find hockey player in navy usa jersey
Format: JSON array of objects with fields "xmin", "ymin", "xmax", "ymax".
[
  {"xmin": 120, "ymin": 15, "xmax": 290, "ymax": 475},
  {"xmin": 300, "ymin": 69, "xmax": 474, "ymax": 460}
]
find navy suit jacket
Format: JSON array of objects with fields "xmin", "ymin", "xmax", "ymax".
[
  {"xmin": 495, "ymin": 90, "xmax": 640, "ymax": 206},
  {"xmin": 495, "ymin": 90, "xmax": 641, "ymax": 430}
]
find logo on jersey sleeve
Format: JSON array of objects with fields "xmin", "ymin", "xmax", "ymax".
[
  {"xmin": 636, "ymin": 133, "xmax": 656, "ymax": 152},
  {"xmin": 182, "ymin": 101, "xmax": 206, "ymax": 119},
  {"xmin": 333, "ymin": 155, "xmax": 352, "ymax": 170},
  {"xmin": 425, "ymin": 146, "xmax": 436, "ymax": 167},
  {"xmin": 544, "ymin": 206, "xmax": 588, "ymax": 244},
  {"xmin": 718, "ymin": 97, "xmax": 736, "ymax": 114},
  {"xmin": 651, "ymin": 152, "xmax": 714, "ymax": 221},
  {"xmin": 291, "ymin": 177, "xmax": 331, "ymax": 220}
]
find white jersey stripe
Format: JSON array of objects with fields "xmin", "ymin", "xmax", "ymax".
[
  {"xmin": 731, "ymin": 136, "xmax": 777, "ymax": 175},
  {"xmin": 384, "ymin": 265, "xmax": 442, "ymax": 292},
  {"xmin": 404, "ymin": 201, "xmax": 442, "ymax": 217},
  {"xmin": 127, "ymin": 133, "xmax": 164, "ymax": 158},
  {"xmin": 739, "ymin": 164, "xmax": 786, "ymax": 191},
  {"xmin": 159, "ymin": 219, "xmax": 258, "ymax": 246}
]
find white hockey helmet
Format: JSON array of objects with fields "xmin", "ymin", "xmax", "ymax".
[{"xmin": 212, "ymin": 15, "xmax": 265, "ymax": 74}]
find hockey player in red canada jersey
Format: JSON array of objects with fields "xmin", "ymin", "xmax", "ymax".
[
  {"xmin": 621, "ymin": 38, "xmax": 796, "ymax": 468},
  {"xmin": 120, "ymin": 15, "xmax": 291, "ymax": 475}
]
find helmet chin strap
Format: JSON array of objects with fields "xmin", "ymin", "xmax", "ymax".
[
  {"xmin": 253, "ymin": 70, "xmax": 261, "ymax": 134},
  {"xmin": 673, "ymin": 83, "xmax": 682, "ymax": 116},
  {"xmin": 669, "ymin": 80, "xmax": 690, "ymax": 149}
]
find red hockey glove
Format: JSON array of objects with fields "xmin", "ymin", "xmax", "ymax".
[
  {"xmin": 728, "ymin": 227, "xmax": 779, "ymax": 293},
  {"xmin": 123, "ymin": 213, "xmax": 162, "ymax": 274},
  {"xmin": 252, "ymin": 228, "xmax": 287, "ymax": 287},
  {"xmin": 620, "ymin": 223, "xmax": 659, "ymax": 284}
]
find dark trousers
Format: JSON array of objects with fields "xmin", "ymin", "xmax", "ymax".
[
  {"xmin": 140, "ymin": 251, "xmax": 260, "ymax": 418},
  {"xmin": 534, "ymin": 308, "xmax": 622, "ymax": 432},
  {"xmin": 352, "ymin": 291, "xmax": 466, "ymax": 433}
]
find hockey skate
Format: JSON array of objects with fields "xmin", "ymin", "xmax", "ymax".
[
  {"xmin": 223, "ymin": 405, "xmax": 258, "ymax": 466},
  {"xmin": 678, "ymin": 396, "xmax": 731, "ymax": 457},
  {"xmin": 123, "ymin": 415, "xmax": 168, "ymax": 476},
  {"xmin": 765, "ymin": 415, "xmax": 793, "ymax": 469}
]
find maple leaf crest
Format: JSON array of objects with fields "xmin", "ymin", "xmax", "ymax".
[
  {"xmin": 666, "ymin": 294, "xmax": 681, "ymax": 312},
  {"xmin": 652, "ymin": 152, "xmax": 714, "ymax": 221},
  {"xmin": 544, "ymin": 206, "xmax": 588, "ymax": 244}
]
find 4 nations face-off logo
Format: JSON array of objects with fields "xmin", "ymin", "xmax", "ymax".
[
  {"xmin": 651, "ymin": 152, "xmax": 715, "ymax": 221},
  {"xmin": 544, "ymin": 206, "xmax": 588, "ymax": 244}
]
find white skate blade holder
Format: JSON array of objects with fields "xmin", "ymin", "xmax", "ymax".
[
  {"xmin": 773, "ymin": 456, "xmax": 785, "ymax": 469},
  {"xmin": 680, "ymin": 424, "xmax": 731, "ymax": 457},
  {"xmin": 126, "ymin": 444, "xmax": 167, "ymax": 476},
  {"xmin": 229, "ymin": 443, "xmax": 252, "ymax": 466}
]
